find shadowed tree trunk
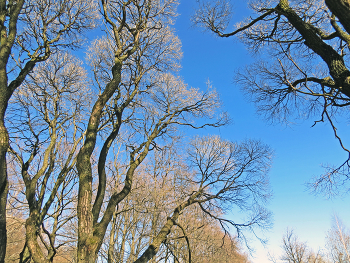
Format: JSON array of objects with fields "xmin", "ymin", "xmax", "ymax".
[
  {"xmin": 0, "ymin": 1, "xmax": 25, "ymax": 260},
  {"xmin": 0, "ymin": 0, "xmax": 95, "ymax": 261},
  {"xmin": 325, "ymin": 0, "xmax": 350, "ymax": 34}
]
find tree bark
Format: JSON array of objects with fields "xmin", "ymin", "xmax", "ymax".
[
  {"xmin": 76, "ymin": 61, "xmax": 123, "ymax": 263},
  {"xmin": 25, "ymin": 214, "xmax": 49, "ymax": 263},
  {"xmin": 276, "ymin": 0, "xmax": 350, "ymax": 98},
  {"xmin": 0, "ymin": 1, "xmax": 30, "ymax": 259},
  {"xmin": 0, "ymin": 70, "xmax": 10, "ymax": 263},
  {"xmin": 325, "ymin": 0, "xmax": 350, "ymax": 35}
]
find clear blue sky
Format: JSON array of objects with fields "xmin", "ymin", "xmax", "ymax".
[{"xmin": 174, "ymin": 1, "xmax": 350, "ymax": 262}]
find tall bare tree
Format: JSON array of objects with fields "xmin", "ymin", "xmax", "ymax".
[
  {"xmin": 193, "ymin": 0, "xmax": 350, "ymax": 195},
  {"xmin": 0, "ymin": 1, "xmax": 96, "ymax": 260},
  {"xmin": 75, "ymin": 1, "xmax": 228, "ymax": 260},
  {"xmin": 7, "ymin": 51, "xmax": 92, "ymax": 262}
]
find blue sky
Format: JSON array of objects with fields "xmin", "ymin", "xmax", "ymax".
[{"xmin": 174, "ymin": 1, "xmax": 350, "ymax": 262}]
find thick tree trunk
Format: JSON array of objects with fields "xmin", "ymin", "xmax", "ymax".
[
  {"xmin": 0, "ymin": 138, "xmax": 8, "ymax": 263},
  {"xmin": 0, "ymin": 70, "xmax": 9, "ymax": 263},
  {"xmin": 76, "ymin": 62, "xmax": 123, "ymax": 263},
  {"xmin": 325, "ymin": 0, "xmax": 350, "ymax": 35},
  {"xmin": 25, "ymin": 213, "xmax": 49, "ymax": 263},
  {"xmin": 0, "ymin": 1, "xmax": 27, "ymax": 259},
  {"xmin": 276, "ymin": 0, "xmax": 350, "ymax": 98}
]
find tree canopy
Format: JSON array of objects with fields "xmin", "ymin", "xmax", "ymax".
[{"xmin": 193, "ymin": 0, "xmax": 350, "ymax": 195}]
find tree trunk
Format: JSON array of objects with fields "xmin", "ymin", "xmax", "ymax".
[
  {"xmin": 133, "ymin": 197, "xmax": 197, "ymax": 263},
  {"xmin": 276, "ymin": 0, "xmax": 350, "ymax": 98},
  {"xmin": 76, "ymin": 61, "xmax": 123, "ymax": 263},
  {"xmin": 0, "ymin": 138, "xmax": 8, "ymax": 263},
  {"xmin": 25, "ymin": 213, "xmax": 49, "ymax": 263},
  {"xmin": 0, "ymin": 69, "xmax": 9, "ymax": 263},
  {"xmin": 325, "ymin": 0, "xmax": 350, "ymax": 35}
]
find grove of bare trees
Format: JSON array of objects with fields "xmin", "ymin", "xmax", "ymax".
[{"xmin": 0, "ymin": 0, "xmax": 276, "ymax": 262}]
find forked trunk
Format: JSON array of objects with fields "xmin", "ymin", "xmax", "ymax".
[{"xmin": 76, "ymin": 62, "xmax": 123, "ymax": 263}]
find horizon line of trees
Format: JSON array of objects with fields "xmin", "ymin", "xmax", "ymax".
[{"xmin": 270, "ymin": 215, "xmax": 350, "ymax": 263}]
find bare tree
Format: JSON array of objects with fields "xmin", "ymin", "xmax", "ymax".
[
  {"xmin": 193, "ymin": 0, "xmax": 350, "ymax": 195},
  {"xmin": 0, "ymin": 1, "xmax": 97, "ymax": 260},
  {"xmin": 271, "ymin": 230, "xmax": 327, "ymax": 263},
  {"xmin": 164, "ymin": 207, "xmax": 251, "ymax": 263},
  {"xmin": 75, "ymin": 0, "xmax": 182, "ymax": 259},
  {"xmin": 74, "ymin": 1, "xmax": 228, "ymax": 260},
  {"xmin": 280, "ymin": 230, "xmax": 309, "ymax": 263},
  {"xmin": 7, "ymin": 52, "xmax": 91, "ymax": 262},
  {"xmin": 134, "ymin": 135, "xmax": 272, "ymax": 263},
  {"xmin": 326, "ymin": 215, "xmax": 350, "ymax": 263}
]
